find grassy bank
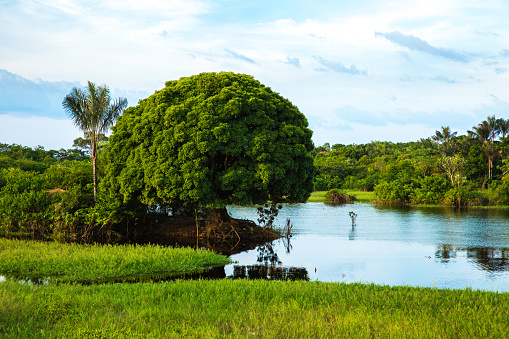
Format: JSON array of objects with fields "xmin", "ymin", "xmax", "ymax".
[
  {"xmin": 0, "ymin": 239, "xmax": 231, "ymax": 284},
  {"xmin": 308, "ymin": 190, "xmax": 375, "ymax": 203},
  {"xmin": 1, "ymin": 279, "xmax": 508, "ymax": 338}
]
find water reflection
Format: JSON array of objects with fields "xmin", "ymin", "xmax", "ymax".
[
  {"xmin": 435, "ymin": 244, "xmax": 457, "ymax": 263},
  {"xmin": 229, "ymin": 242, "xmax": 309, "ymax": 281},
  {"xmin": 227, "ymin": 203, "xmax": 509, "ymax": 291},
  {"xmin": 348, "ymin": 225, "xmax": 357, "ymax": 241},
  {"xmin": 434, "ymin": 245, "xmax": 509, "ymax": 273},
  {"xmin": 468, "ymin": 248, "xmax": 509, "ymax": 273},
  {"xmin": 231, "ymin": 265, "xmax": 309, "ymax": 281}
]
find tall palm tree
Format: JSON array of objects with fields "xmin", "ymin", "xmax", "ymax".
[
  {"xmin": 431, "ymin": 126, "xmax": 457, "ymax": 156},
  {"xmin": 62, "ymin": 81, "xmax": 128, "ymax": 201},
  {"xmin": 468, "ymin": 119, "xmax": 503, "ymax": 184},
  {"xmin": 498, "ymin": 118, "xmax": 509, "ymax": 139},
  {"xmin": 485, "ymin": 115, "xmax": 501, "ymax": 142},
  {"xmin": 431, "ymin": 126, "xmax": 457, "ymax": 145},
  {"xmin": 468, "ymin": 122, "xmax": 490, "ymax": 143}
]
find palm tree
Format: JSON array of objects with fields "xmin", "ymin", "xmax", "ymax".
[
  {"xmin": 62, "ymin": 81, "xmax": 128, "ymax": 201},
  {"xmin": 485, "ymin": 115, "xmax": 501, "ymax": 142},
  {"xmin": 431, "ymin": 126, "xmax": 457, "ymax": 145},
  {"xmin": 431, "ymin": 126, "xmax": 457, "ymax": 156},
  {"xmin": 498, "ymin": 118, "xmax": 509, "ymax": 139},
  {"xmin": 468, "ymin": 122, "xmax": 490, "ymax": 143},
  {"xmin": 468, "ymin": 118, "xmax": 502, "ymax": 184}
]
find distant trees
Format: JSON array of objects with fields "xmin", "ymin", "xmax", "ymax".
[
  {"xmin": 62, "ymin": 81, "xmax": 127, "ymax": 201},
  {"xmin": 468, "ymin": 116, "xmax": 507, "ymax": 183},
  {"xmin": 313, "ymin": 115, "xmax": 509, "ymax": 206},
  {"xmin": 0, "ymin": 143, "xmax": 95, "ymax": 238}
]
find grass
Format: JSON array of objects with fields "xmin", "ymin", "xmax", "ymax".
[
  {"xmin": 0, "ymin": 239, "xmax": 231, "ymax": 284},
  {"xmin": 308, "ymin": 190, "xmax": 375, "ymax": 203},
  {"xmin": 1, "ymin": 279, "xmax": 508, "ymax": 338}
]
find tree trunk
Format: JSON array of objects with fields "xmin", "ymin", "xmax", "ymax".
[
  {"xmin": 213, "ymin": 207, "xmax": 232, "ymax": 223},
  {"xmin": 91, "ymin": 136, "xmax": 97, "ymax": 202}
]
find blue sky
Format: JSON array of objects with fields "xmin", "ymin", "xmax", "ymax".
[{"xmin": 1, "ymin": 0, "xmax": 508, "ymax": 149}]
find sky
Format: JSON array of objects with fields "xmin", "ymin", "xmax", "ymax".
[{"xmin": 1, "ymin": 0, "xmax": 509, "ymax": 150}]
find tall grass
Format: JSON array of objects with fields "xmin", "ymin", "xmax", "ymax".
[
  {"xmin": 0, "ymin": 239, "xmax": 231, "ymax": 284},
  {"xmin": 1, "ymin": 279, "xmax": 507, "ymax": 338}
]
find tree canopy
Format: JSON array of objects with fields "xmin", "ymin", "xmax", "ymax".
[{"xmin": 101, "ymin": 72, "xmax": 316, "ymax": 216}]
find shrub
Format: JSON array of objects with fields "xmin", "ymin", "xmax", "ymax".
[
  {"xmin": 411, "ymin": 175, "xmax": 452, "ymax": 204},
  {"xmin": 442, "ymin": 187, "xmax": 487, "ymax": 207},
  {"xmin": 374, "ymin": 180, "xmax": 414, "ymax": 204},
  {"xmin": 324, "ymin": 189, "xmax": 356, "ymax": 205}
]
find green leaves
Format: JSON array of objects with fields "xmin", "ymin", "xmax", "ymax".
[{"xmin": 102, "ymin": 72, "xmax": 316, "ymax": 217}]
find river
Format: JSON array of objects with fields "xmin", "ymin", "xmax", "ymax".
[{"xmin": 226, "ymin": 203, "xmax": 509, "ymax": 291}]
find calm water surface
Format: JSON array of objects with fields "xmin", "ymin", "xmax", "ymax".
[{"xmin": 227, "ymin": 203, "xmax": 509, "ymax": 292}]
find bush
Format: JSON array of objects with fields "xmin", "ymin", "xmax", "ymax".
[
  {"xmin": 324, "ymin": 189, "xmax": 356, "ymax": 205},
  {"xmin": 0, "ymin": 163, "xmax": 99, "ymax": 239},
  {"xmin": 411, "ymin": 175, "xmax": 452, "ymax": 204},
  {"xmin": 442, "ymin": 187, "xmax": 487, "ymax": 207},
  {"xmin": 374, "ymin": 180, "xmax": 414, "ymax": 204},
  {"xmin": 0, "ymin": 168, "xmax": 54, "ymax": 234}
]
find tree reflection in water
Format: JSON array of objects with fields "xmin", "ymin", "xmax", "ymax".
[
  {"xmin": 435, "ymin": 245, "xmax": 509, "ymax": 273},
  {"xmin": 231, "ymin": 242, "xmax": 309, "ymax": 281}
]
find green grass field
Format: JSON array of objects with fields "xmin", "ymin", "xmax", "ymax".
[
  {"xmin": 0, "ymin": 239, "xmax": 231, "ymax": 284},
  {"xmin": 1, "ymin": 228, "xmax": 508, "ymax": 337},
  {"xmin": 1, "ymin": 279, "xmax": 508, "ymax": 338},
  {"xmin": 308, "ymin": 190, "xmax": 375, "ymax": 203}
]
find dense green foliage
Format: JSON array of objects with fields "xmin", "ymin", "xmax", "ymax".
[
  {"xmin": 0, "ymin": 239, "xmax": 230, "ymax": 284},
  {"xmin": 2, "ymin": 279, "xmax": 508, "ymax": 337},
  {"xmin": 313, "ymin": 119, "xmax": 509, "ymax": 206},
  {"xmin": 0, "ymin": 143, "xmax": 97, "ymax": 238},
  {"xmin": 101, "ymin": 72, "xmax": 316, "ymax": 223}
]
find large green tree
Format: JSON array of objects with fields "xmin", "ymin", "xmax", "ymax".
[
  {"xmin": 62, "ymin": 81, "xmax": 128, "ymax": 201},
  {"xmin": 101, "ymin": 72, "xmax": 316, "ymax": 223}
]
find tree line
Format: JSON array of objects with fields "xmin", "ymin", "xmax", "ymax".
[
  {"xmin": 0, "ymin": 72, "xmax": 316, "ymax": 240},
  {"xmin": 2, "ymin": 72, "xmax": 507, "ymax": 240},
  {"xmin": 313, "ymin": 116, "xmax": 509, "ymax": 206}
]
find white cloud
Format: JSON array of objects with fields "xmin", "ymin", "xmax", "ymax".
[{"xmin": 1, "ymin": 0, "xmax": 509, "ymax": 148}]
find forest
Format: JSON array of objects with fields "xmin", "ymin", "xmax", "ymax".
[
  {"xmin": 313, "ymin": 118, "xmax": 509, "ymax": 206},
  {"xmin": 2, "ymin": 114, "xmax": 509, "ymax": 240},
  {"xmin": 1, "ymin": 72, "xmax": 509, "ymax": 242}
]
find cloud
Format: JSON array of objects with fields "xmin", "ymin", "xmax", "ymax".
[
  {"xmin": 398, "ymin": 74, "xmax": 459, "ymax": 83},
  {"xmin": 284, "ymin": 56, "xmax": 300, "ymax": 68},
  {"xmin": 431, "ymin": 76, "xmax": 458, "ymax": 84},
  {"xmin": 224, "ymin": 49, "xmax": 256, "ymax": 64},
  {"xmin": 333, "ymin": 105, "xmax": 480, "ymax": 131},
  {"xmin": 314, "ymin": 56, "xmax": 367, "ymax": 76},
  {"xmin": 501, "ymin": 49, "xmax": 509, "ymax": 57},
  {"xmin": 476, "ymin": 30, "xmax": 499, "ymax": 37},
  {"xmin": 307, "ymin": 115, "xmax": 352, "ymax": 131},
  {"xmin": 375, "ymin": 31, "xmax": 471, "ymax": 63},
  {"xmin": 495, "ymin": 68, "xmax": 507, "ymax": 74},
  {"xmin": 0, "ymin": 69, "xmax": 147, "ymax": 119}
]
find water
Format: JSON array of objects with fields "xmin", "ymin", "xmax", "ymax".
[{"xmin": 227, "ymin": 203, "xmax": 509, "ymax": 292}]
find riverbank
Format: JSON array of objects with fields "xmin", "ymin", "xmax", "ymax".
[
  {"xmin": 308, "ymin": 190, "xmax": 375, "ymax": 203},
  {"xmin": 2, "ymin": 279, "xmax": 508, "ymax": 337},
  {"xmin": 309, "ymin": 190, "xmax": 509, "ymax": 209}
]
